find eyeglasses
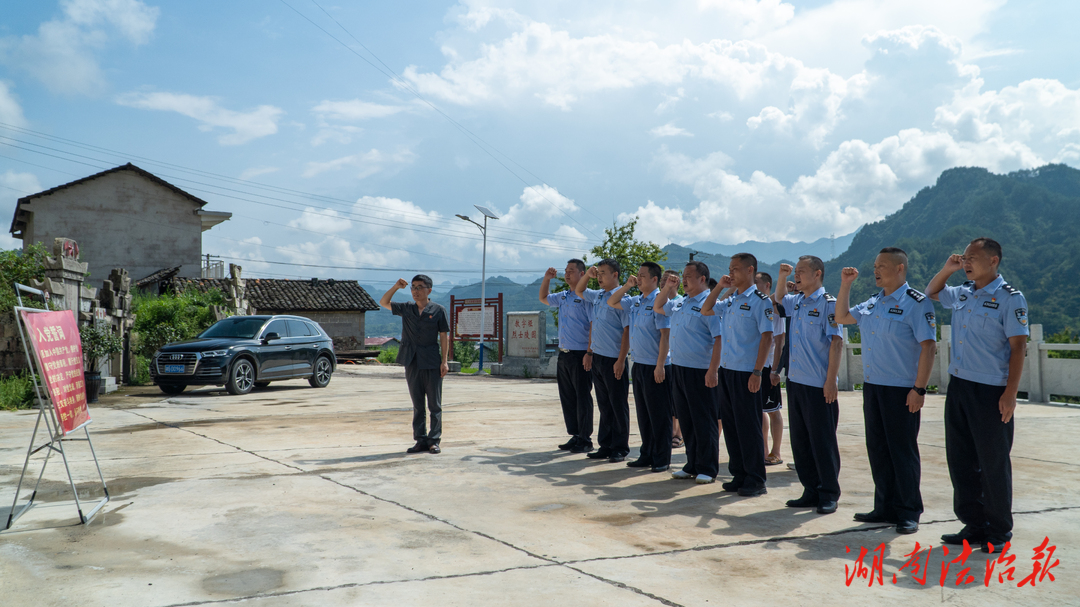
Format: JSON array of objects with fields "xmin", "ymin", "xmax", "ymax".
[{"xmin": 410, "ymin": 286, "xmax": 430, "ymax": 291}]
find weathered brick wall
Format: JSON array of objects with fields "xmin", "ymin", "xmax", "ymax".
[{"xmin": 1, "ymin": 312, "xmax": 29, "ymax": 377}]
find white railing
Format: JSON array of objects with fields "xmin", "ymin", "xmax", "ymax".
[{"xmin": 836, "ymin": 324, "xmax": 1080, "ymax": 404}]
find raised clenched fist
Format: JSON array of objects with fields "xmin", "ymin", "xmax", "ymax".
[
  {"xmin": 586, "ymin": 266, "xmax": 599, "ymax": 278},
  {"xmin": 943, "ymin": 254, "xmax": 964, "ymax": 273},
  {"xmin": 395, "ymin": 278, "xmax": 409, "ymax": 289},
  {"xmin": 545, "ymin": 267, "xmax": 558, "ymax": 280},
  {"xmin": 841, "ymin": 267, "xmax": 859, "ymax": 284},
  {"xmin": 665, "ymin": 274, "xmax": 680, "ymax": 290},
  {"xmin": 778, "ymin": 263, "xmax": 793, "ymax": 277},
  {"xmin": 719, "ymin": 275, "xmax": 734, "ymax": 289},
  {"xmin": 626, "ymin": 275, "xmax": 638, "ymax": 287}
]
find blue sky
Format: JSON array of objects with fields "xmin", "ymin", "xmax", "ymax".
[{"xmin": 1, "ymin": 0, "xmax": 1078, "ymax": 288}]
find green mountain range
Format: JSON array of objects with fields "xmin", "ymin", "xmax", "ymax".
[{"xmin": 823, "ymin": 164, "xmax": 1080, "ymax": 335}]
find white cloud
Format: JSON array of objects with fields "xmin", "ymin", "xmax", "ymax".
[
  {"xmin": 312, "ymin": 99, "xmax": 407, "ymax": 122},
  {"xmin": 0, "ymin": 82, "xmax": 29, "ymax": 128},
  {"xmin": 288, "ymin": 207, "xmax": 353, "ymax": 234},
  {"xmin": 650, "ymin": 122, "xmax": 693, "ymax": 138},
  {"xmin": 116, "ymin": 91, "xmax": 284, "ymax": 145},
  {"xmin": 238, "ymin": 166, "xmax": 279, "ymax": 181},
  {"xmin": 302, "ymin": 148, "xmax": 417, "ymax": 178},
  {"xmin": 0, "ymin": 0, "xmax": 159, "ymax": 95}
]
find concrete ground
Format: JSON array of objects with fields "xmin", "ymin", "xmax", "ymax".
[{"xmin": 1, "ymin": 365, "xmax": 1077, "ymax": 606}]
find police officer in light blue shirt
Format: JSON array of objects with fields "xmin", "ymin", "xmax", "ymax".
[
  {"xmin": 608, "ymin": 261, "xmax": 673, "ymax": 471},
  {"xmin": 575, "ymin": 259, "xmax": 631, "ymax": 462},
  {"xmin": 835, "ymin": 247, "xmax": 937, "ymax": 535},
  {"xmin": 927, "ymin": 237, "xmax": 1029, "ymax": 553},
  {"xmin": 702, "ymin": 253, "xmax": 774, "ymax": 497},
  {"xmin": 655, "ymin": 261, "xmax": 724, "ymax": 483},
  {"xmin": 774, "ymin": 255, "xmax": 844, "ymax": 514},
  {"xmin": 540, "ymin": 260, "xmax": 595, "ymax": 453}
]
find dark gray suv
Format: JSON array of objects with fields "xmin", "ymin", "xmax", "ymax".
[{"xmin": 151, "ymin": 315, "xmax": 336, "ymax": 395}]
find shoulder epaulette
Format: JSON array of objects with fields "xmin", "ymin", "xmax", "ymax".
[
  {"xmin": 906, "ymin": 288, "xmax": 926, "ymax": 302},
  {"xmin": 1001, "ymin": 282, "xmax": 1022, "ymax": 295},
  {"xmin": 754, "ymin": 290, "xmax": 769, "ymax": 300},
  {"xmin": 824, "ymin": 293, "xmax": 836, "ymax": 302}
]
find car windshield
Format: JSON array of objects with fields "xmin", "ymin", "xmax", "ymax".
[{"xmin": 198, "ymin": 317, "xmax": 268, "ymax": 339}]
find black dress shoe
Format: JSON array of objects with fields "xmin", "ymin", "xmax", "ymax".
[
  {"xmin": 941, "ymin": 527, "xmax": 988, "ymax": 546},
  {"xmin": 896, "ymin": 520, "xmax": 919, "ymax": 534},
  {"xmin": 587, "ymin": 447, "xmax": 613, "ymax": 459},
  {"xmin": 738, "ymin": 486, "xmax": 767, "ymax": 497},
  {"xmin": 786, "ymin": 496, "xmax": 817, "ymax": 508},
  {"xmin": 429, "ymin": 443, "xmax": 441, "ymax": 454},
  {"xmin": 817, "ymin": 500, "xmax": 838, "ymax": 514},
  {"xmin": 626, "ymin": 459, "xmax": 652, "ymax": 468},
  {"xmin": 406, "ymin": 440, "xmax": 428, "ymax": 454},
  {"xmin": 569, "ymin": 441, "xmax": 594, "ymax": 454},
  {"xmin": 854, "ymin": 511, "xmax": 894, "ymax": 524},
  {"xmin": 721, "ymin": 481, "xmax": 740, "ymax": 492},
  {"xmin": 608, "ymin": 452, "xmax": 628, "ymax": 463},
  {"xmin": 650, "ymin": 465, "xmax": 670, "ymax": 473},
  {"xmin": 982, "ymin": 539, "xmax": 1009, "ymax": 554},
  {"xmin": 558, "ymin": 437, "xmax": 578, "ymax": 450}
]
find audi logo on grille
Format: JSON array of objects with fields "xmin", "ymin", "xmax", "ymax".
[{"xmin": 171, "ymin": 354, "xmax": 183, "ymax": 360}]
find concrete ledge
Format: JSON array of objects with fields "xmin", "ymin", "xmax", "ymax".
[{"xmin": 490, "ymin": 355, "xmax": 556, "ymax": 378}]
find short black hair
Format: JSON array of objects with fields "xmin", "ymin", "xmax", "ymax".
[
  {"xmin": 970, "ymin": 237, "xmax": 1003, "ymax": 263},
  {"xmin": 731, "ymin": 252, "xmax": 758, "ymax": 272},
  {"xmin": 684, "ymin": 260, "xmax": 710, "ymax": 281},
  {"xmin": 568, "ymin": 259, "xmax": 586, "ymax": 273},
  {"xmin": 597, "ymin": 258, "xmax": 620, "ymax": 279},
  {"xmin": 640, "ymin": 261, "xmax": 663, "ymax": 281},
  {"xmin": 756, "ymin": 272, "xmax": 773, "ymax": 288},
  {"xmin": 708, "ymin": 278, "xmax": 718, "ymax": 290},
  {"xmin": 878, "ymin": 247, "xmax": 909, "ymax": 269},
  {"xmin": 798, "ymin": 255, "xmax": 825, "ymax": 279},
  {"xmin": 412, "ymin": 274, "xmax": 433, "ymax": 289}
]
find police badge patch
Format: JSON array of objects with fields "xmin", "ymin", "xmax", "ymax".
[
  {"xmin": 1015, "ymin": 307, "xmax": 1028, "ymax": 326},
  {"xmin": 925, "ymin": 312, "xmax": 936, "ymax": 329},
  {"xmin": 828, "ymin": 312, "xmax": 837, "ymax": 327},
  {"xmin": 765, "ymin": 307, "xmax": 774, "ymax": 321}
]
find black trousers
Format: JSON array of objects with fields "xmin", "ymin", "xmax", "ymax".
[
  {"xmin": 557, "ymin": 350, "xmax": 594, "ymax": 442},
  {"xmin": 863, "ymin": 383, "xmax": 920, "ymax": 519},
  {"xmin": 592, "ymin": 353, "xmax": 630, "ymax": 453},
  {"xmin": 631, "ymin": 362, "xmax": 673, "ymax": 467},
  {"xmin": 945, "ymin": 375, "xmax": 1013, "ymax": 541},
  {"xmin": 719, "ymin": 368, "xmax": 767, "ymax": 490},
  {"xmin": 404, "ymin": 365, "xmax": 442, "ymax": 444},
  {"xmin": 671, "ymin": 365, "xmax": 720, "ymax": 478},
  {"xmin": 787, "ymin": 381, "xmax": 841, "ymax": 502}
]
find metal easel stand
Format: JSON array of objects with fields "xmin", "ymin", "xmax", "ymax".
[{"xmin": 4, "ymin": 286, "xmax": 109, "ymax": 530}]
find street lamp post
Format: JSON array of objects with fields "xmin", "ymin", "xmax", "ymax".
[{"xmin": 456, "ymin": 205, "xmax": 500, "ymax": 373}]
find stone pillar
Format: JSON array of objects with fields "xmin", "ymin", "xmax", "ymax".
[
  {"xmin": 1026, "ymin": 324, "xmax": 1045, "ymax": 403},
  {"xmin": 30, "ymin": 237, "xmax": 88, "ymax": 313},
  {"xmin": 838, "ymin": 326, "xmax": 851, "ymax": 390},
  {"xmin": 938, "ymin": 325, "xmax": 952, "ymax": 393}
]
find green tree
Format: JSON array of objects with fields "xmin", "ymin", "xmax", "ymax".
[{"xmin": 0, "ymin": 243, "xmax": 49, "ymax": 312}]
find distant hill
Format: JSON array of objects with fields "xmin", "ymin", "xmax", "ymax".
[
  {"xmin": 823, "ymin": 164, "xmax": 1080, "ymax": 335},
  {"xmin": 660, "ymin": 244, "xmax": 788, "ymax": 286},
  {"xmin": 686, "ymin": 228, "xmax": 860, "ymax": 264}
]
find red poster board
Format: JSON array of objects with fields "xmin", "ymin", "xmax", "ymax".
[{"xmin": 19, "ymin": 310, "xmax": 90, "ymax": 435}]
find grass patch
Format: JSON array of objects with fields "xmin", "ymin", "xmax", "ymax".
[
  {"xmin": 376, "ymin": 347, "xmax": 399, "ymax": 364},
  {"xmin": 0, "ymin": 372, "xmax": 37, "ymax": 411},
  {"xmin": 458, "ymin": 367, "xmax": 491, "ymax": 375}
]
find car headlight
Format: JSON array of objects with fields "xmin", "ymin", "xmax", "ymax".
[{"xmin": 202, "ymin": 350, "xmax": 229, "ymax": 357}]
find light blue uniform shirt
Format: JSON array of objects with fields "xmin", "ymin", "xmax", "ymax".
[
  {"xmin": 783, "ymin": 287, "xmax": 844, "ymax": 388},
  {"xmin": 627, "ymin": 289, "xmax": 671, "ymax": 366},
  {"xmin": 764, "ymin": 314, "xmax": 786, "ymax": 368},
  {"xmin": 938, "ymin": 275, "xmax": 1029, "ymax": 387},
  {"xmin": 718, "ymin": 285, "xmax": 776, "ymax": 373},
  {"xmin": 582, "ymin": 288, "xmax": 630, "ymax": 358},
  {"xmin": 546, "ymin": 290, "xmax": 593, "ymax": 351},
  {"xmin": 663, "ymin": 290, "xmax": 722, "ymax": 370},
  {"xmin": 850, "ymin": 282, "xmax": 937, "ymax": 388}
]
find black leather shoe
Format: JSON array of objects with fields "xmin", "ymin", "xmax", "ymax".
[
  {"xmin": 896, "ymin": 520, "xmax": 919, "ymax": 534},
  {"xmin": 854, "ymin": 511, "xmax": 894, "ymax": 524},
  {"xmin": 558, "ymin": 437, "xmax": 578, "ymax": 450},
  {"xmin": 608, "ymin": 452, "xmax": 628, "ymax": 463},
  {"xmin": 786, "ymin": 496, "xmax": 817, "ymax": 508},
  {"xmin": 626, "ymin": 459, "xmax": 651, "ymax": 468},
  {"xmin": 569, "ymin": 441, "xmax": 594, "ymax": 453},
  {"xmin": 586, "ymin": 447, "xmax": 613, "ymax": 459},
  {"xmin": 650, "ymin": 465, "xmax": 669, "ymax": 473},
  {"xmin": 406, "ymin": 440, "xmax": 428, "ymax": 454},
  {"xmin": 982, "ymin": 539, "xmax": 1009, "ymax": 554},
  {"xmin": 738, "ymin": 486, "xmax": 767, "ymax": 497},
  {"xmin": 817, "ymin": 500, "xmax": 838, "ymax": 514},
  {"xmin": 721, "ymin": 481, "xmax": 740, "ymax": 492},
  {"xmin": 942, "ymin": 527, "xmax": 987, "ymax": 546},
  {"xmin": 429, "ymin": 443, "xmax": 441, "ymax": 454}
]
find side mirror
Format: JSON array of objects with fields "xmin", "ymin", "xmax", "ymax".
[{"xmin": 262, "ymin": 332, "xmax": 281, "ymax": 343}]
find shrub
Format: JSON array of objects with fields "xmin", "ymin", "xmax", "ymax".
[
  {"xmin": 80, "ymin": 323, "xmax": 123, "ymax": 372},
  {"xmin": 0, "ymin": 372, "xmax": 37, "ymax": 411},
  {"xmin": 131, "ymin": 288, "xmax": 225, "ymax": 358},
  {"xmin": 377, "ymin": 347, "xmax": 399, "ymax": 364},
  {"xmin": 453, "ymin": 341, "xmax": 478, "ymax": 367},
  {"xmin": 128, "ymin": 355, "xmax": 152, "ymax": 386},
  {"xmin": 0, "ymin": 243, "xmax": 48, "ymax": 312}
]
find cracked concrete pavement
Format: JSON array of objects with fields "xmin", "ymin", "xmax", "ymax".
[{"xmin": 1, "ymin": 365, "xmax": 1078, "ymax": 606}]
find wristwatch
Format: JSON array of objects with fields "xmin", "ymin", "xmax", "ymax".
[
  {"xmin": 912, "ymin": 386, "xmax": 927, "ymax": 396},
  {"xmin": 752, "ymin": 369, "xmax": 763, "ymax": 377}
]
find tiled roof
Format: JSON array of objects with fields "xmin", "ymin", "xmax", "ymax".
[
  {"xmin": 365, "ymin": 337, "xmax": 399, "ymax": 346},
  {"xmin": 172, "ymin": 277, "xmax": 380, "ymax": 312},
  {"xmin": 11, "ymin": 163, "xmax": 210, "ymax": 235},
  {"xmin": 135, "ymin": 266, "xmax": 182, "ymax": 288}
]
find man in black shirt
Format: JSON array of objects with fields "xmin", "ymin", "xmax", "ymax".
[{"xmin": 380, "ymin": 274, "xmax": 450, "ymax": 454}]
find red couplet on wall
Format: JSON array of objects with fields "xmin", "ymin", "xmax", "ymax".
[{"xmin": 19, "ymin": 309, "xmax": 91, "ymax": 435}]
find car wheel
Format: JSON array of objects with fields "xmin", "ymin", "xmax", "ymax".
[
  {"xmin": 308, "ymin": 355, "xmax": 333, "ymax": 388},
  {"xmin": 159, "ymin": 384, "xmax": 186, "ymax": 395},
  {"xmin": 254, "ymin": 382, "xmax": 271, "ymax": 389},
  {"xmin": 226, "ymin": 358, "xmax": 256, "ymax": 395}
]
